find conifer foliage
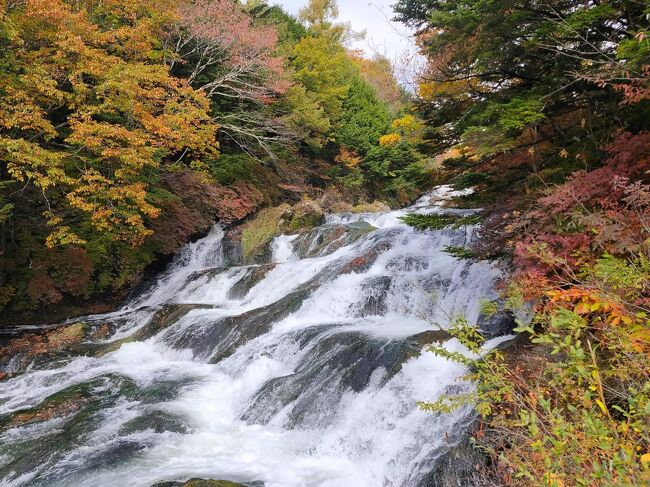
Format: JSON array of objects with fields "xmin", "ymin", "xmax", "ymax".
[
  {"xmin": 396, "ymin": 0, "xmax": 650, "ymax": 484},
  {"xmin": 0, "ymin": 0, "xmax": 418, "ymax": 319}
]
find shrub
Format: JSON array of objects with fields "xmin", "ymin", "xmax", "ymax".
[{"xmin": 420, "ymin": 253, "xmax": 650, "ymax": 487}]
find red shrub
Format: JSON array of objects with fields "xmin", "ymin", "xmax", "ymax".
[{"xmin": 513, "ymin": 131, "xmax": 650, "ymax": 281}]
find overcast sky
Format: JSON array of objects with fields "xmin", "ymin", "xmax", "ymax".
[{"xmin": 272, "ymin": 0, "xmax": 421, "ymax": 86}]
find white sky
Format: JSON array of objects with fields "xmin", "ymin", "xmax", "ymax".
[{"xmin": 272, "ymin": 0, "xmax": 422, "ymax": 87}]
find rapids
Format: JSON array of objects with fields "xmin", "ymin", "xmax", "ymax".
[{"xmin": 0, "ymin": 187, "xmax": 508, "ymax": 487}]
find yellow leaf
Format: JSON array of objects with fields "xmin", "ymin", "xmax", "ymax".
[
  {"xmin": 641, "ymin": 453, "xmax": 650, "ymax": 469},
  {"xmin": 595, "ymin": 399, "xmax": 609, "ymax": 416},
  {"xmin": 379, "ymin": 133, "xmax": 402, "ymax": 147}
]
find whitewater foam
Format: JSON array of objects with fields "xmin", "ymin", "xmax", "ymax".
[{"xmin": 0, "ymin": 187, "xmax": 504, "ymax": 487}]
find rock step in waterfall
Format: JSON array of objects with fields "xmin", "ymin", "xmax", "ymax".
[{"xmin": 0, "ymin": 186, "xmax": 513, "ymax": 487}]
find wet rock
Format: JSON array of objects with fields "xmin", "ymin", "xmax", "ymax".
[
  {"xmin": 341, "ymin": 241, "xmax": 392, "ymax": 274},
  {"xmin": 352, "ymin": 276, "xmax": 392, "ymax": 317},
  {"xmin": 133, "ymin": 377, "xmax": 201, "ymax": 405},
  {"xmin": 409, "ymin": 330, "xmax": 453, "ymax": 348},
  {"xmin": 119, "ymin": 410, "xmax": 188, "ymax": 435},
  {"xmin": 0, "ymin": 375, "xmax": 139, "ymax": 477},
  {"xmin": 0, "ymin": 321, "xmax": 88, "ymax": 373},
  {"xmin": 90, "ymin": 323, "xmax": 111, "ymax": 340},
  {"xmin": 172, "ymin": 257, "xmax": 359, "ymax": 363},
  {"xmin": 282, "ymin": 198, "xmax": 325, "ymax": 232},
  {"xmin": 418, "ymin": 426, "xmax": 491, "ymax": 487},
  {"xmin": 292, "ymin": 221, "xmax": 376, "ymax": 259},
  {"xmin": 222, "ymin": 227, "xmax": 244, "ymax": 266},
  {"xmin": 146, "ymin": 305, "xmax": 204, "ymax": 337},
  {"xmin": 166, "ymin": 286, "xmax": 311, "ymax": 363},
  {"xmin": 151, "ymin": 480, "xmax": 261, "ymax": 487},
  {"xmin": 293, "ymin": 224, "xmax": 345, "ymax": 258},
  {"xmin": 477, "ymin": 301, "xmax": 517, "ymax": 339},
  {"xmin": 242, "ymin": 330, "xmax": 413, "ymax": 428},
  {"xmin": 386, "ymin": 254, "xmax": 430, "ymax": 273},
  {"xmin": 188, "ymin": 266, "xmax": 229, "ymax": 281},
  {"xmin": 80, "ymin": 304, "xmax": 204, "ymax": 358},
  {"xmin": 240, "ymin": 199, "xmax": 327, "ymax": 263},
  {"xmin": 0, "ymin": 372, "xmax": 203, "ymax": 485},
  {"xmin": 227, "ymin": 264, "xmax": 276, "ymax": 300},
  {"xmin": 211, "ymin": 288, "xmax": 310, "ymax": 362},
  {"xmin": 73, "ymin": 440, "xmax": 147, "ymax": 474},
  {"xmin": 241, "ymin": 204, "xmax": 291, "ymax": 263},
  {"xmin": 81, "ymin": 311, "xmax": 153, "ymax": 344},
  {"xmin": 238, "ymin": 197, "xmax": 378, "ymax": 264},
  {"xmin": 1, "ymin": 394, "xmax": 87, "ymax": 429},
  {"xmin": 401, "ymin": 329, "xmax": 455, "ymax": 361},
  {"xmin": 184, "ymin": 265, "xmax": 276, "ymax": 301}
]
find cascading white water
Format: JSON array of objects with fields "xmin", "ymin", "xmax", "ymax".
[{"xmin": 0, "ymin": 186, "xmax": 508, "ymax": 487}]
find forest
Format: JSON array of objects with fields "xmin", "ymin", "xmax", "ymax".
[
  {"xmin": 0, "ymin": 0, "xmax": 649, "ymax": 485},
  {"xmin": 0, "ymin": 0, "xmax": 427, "ymax": 321},
  {"xmin": 396, "ymin": 0, "xmax": 650, "ymax": 485}
]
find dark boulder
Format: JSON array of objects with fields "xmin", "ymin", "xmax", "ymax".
[
  {"xmin": 418, "ymin": 433, "xmax": 491, "ymax": 487},
  {"xmin": 151, "ymin": 480, "xmax": 262, "ymax": 487},
  {"xmin": 477, "ymin": 304, "xmax": 517, "ymax": 339}
]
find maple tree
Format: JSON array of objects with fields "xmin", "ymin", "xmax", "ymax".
[
  {"xmin": 0, "ymin": 0, "xmax": 223, "ymax": 314},
  {"xmin": 0, "ymin": 0, "xmax": 409, "ymax": 317},
  {"xmin": 1, "ymin": 0, "xmax": 220, "ymax": 247},
  {"xmin": 168, "ymin": 0, "xmax": 291, "ymax": 155}
]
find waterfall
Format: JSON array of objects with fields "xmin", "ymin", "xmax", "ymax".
[{"xmin": 0, "ymin": 187, "xmax": 508, "ymax": 487}]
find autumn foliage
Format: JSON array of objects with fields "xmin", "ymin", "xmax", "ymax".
[
  {"xmin": 1, "ymin": 0, "xmax": 220, "ymax": 246},
  {"xmin": 397, "ymin": 0, "xmax": 650, "ymax": 483},
  {"xmin": 0, "ymin": 0, "xmax": 410, "ymax": 318}
]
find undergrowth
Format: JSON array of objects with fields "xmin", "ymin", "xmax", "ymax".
[{"xmin": 420, "ymin": 254, "xmax": 650, "ymax": 486}]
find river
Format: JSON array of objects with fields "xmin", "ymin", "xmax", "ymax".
[{"xmin": 0, "ymin": 187, "xmax": 507, "ymax": 487}]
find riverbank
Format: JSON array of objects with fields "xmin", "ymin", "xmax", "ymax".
[
  {"xmin": 0, "ymin": 180, "xmax": 398, "ymax": 328},
  {"xmin": 0, "ymin": 187, "xmax": 507, "ymax": 486}
]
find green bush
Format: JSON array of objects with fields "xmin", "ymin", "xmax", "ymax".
[
  {"xmin": 420, "ymin": 254, "xmax": 650, "ymax": 487},
  {"xmin": 209, "ymin": 153, "xmax": 262, "ymax": 186}
]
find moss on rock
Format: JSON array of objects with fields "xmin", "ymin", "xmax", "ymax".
[
  {"xmin": 292, "ymin": 221, "xmax": 376, "ymax": 259},
  {"xmin": 47, "ymin": 322, "xmax": 87, "ymax": 347},
  {"xmin": 284, "ymin": 198, "xmax": 325, "ymax": 231},
  {"xmin": 240, "ymin": 198, "xmax": 326, "ymax": 262},
  {"xmin": 0, "ymin": 321, "xmax": 90, "ymax": 373},
  {"xmin": 240, "ymin": 204, "xmax": 291, "ymax": 262},
  {"xmin": 349, "ymin": 201, "xmax": 391, "ymax": 213}
]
